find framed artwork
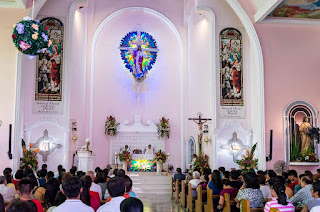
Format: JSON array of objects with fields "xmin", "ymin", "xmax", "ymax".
[
  {"xmin": 35, "ymin": 17, "xmax": 64, "ymax": 101},
  {"xmin": 220, "ymin": 28, "xmax": 243, "ymax": 106},
  {"xmin": 269, "ymin": 0, "xmax": 320, "ymax": 19}
]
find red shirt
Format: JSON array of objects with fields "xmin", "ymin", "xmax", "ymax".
[
  {"xmin": 89, "ymin": 191, "xmax": 100, "ymax": 211},
  {"xmin": 220, "ymin": 188, "xmax": 238, "ymax": 199},
  {"xmin": 31, "ymin": 199, "xmax": 43, "ymax": 212},
  {"xmin": 289, "ymin": 180, "xmax": 299, "ymax": 191},
  {"xmin": 12, "ymin": 179, "xmax": 20, "ymax": 190}
]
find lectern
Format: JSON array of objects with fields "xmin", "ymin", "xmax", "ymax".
[{"xmin": 77, "ymin": 150, "xmax": 95, "ymax": 173}]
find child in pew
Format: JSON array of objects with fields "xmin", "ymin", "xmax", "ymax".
[{"xmin": 217, "ymin": 179, "xmax": 238, "ymax": 210}]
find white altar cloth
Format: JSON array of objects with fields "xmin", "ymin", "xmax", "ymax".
[{"xmin": 132, "ymin": 154, "xmax": 154, "ymax": 160}]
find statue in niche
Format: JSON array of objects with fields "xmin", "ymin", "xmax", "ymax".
[{"xmin": 299, "ymin": 116, "xmax": 313, "ymax": 153}]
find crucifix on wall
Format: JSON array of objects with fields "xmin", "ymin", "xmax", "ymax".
[{"xmin": 189, "ymin": 112, "xmax": 212, "ymax": 157}]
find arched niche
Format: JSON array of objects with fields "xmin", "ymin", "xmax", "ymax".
[
  {"xmin": 284, "ymin": 101, "xmax": 319, "ymax": 165},
  {"xmin": 186, "ymin": 136, "xmax": 196, "ymax": 168}
]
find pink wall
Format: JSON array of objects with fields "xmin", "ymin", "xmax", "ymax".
[
  {"xmin": 239, "ymin": 0, "xmax": 320, "ymax": 174},
  {"xmin": 10, "ymin": 0, "xmax": 320, "ymax": 174},
  {"xmin": 91, "ymin": 7, "xmax": 182, "ymax": 169}
]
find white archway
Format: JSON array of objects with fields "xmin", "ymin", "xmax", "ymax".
[
  {"xmin": 89, "ymin": 7, "xmax": 185, "ymax": 169},
  {"xmin": 225, "ymin": 0, "xmax": 266, "ymax": 170}
]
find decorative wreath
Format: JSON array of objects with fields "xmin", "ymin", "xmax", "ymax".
[
  {"xmin": 12, "ymin": 17, "xmax": 50, "ymax": 56},
  {"xmin": 119, "ymin": 31, "xmax": 158, "ymax": 82}
]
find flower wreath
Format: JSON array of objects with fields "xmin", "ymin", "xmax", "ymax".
[
  {"xmin": 105, "ymin": 116, "xmax": 119, "ymax": 136},
  {"xmin": 12, "ymin": 17, "xmax": 50, "ymax": 56}
]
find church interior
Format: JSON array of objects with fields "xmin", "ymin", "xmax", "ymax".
[{"xmin": 1, "ymin": 0, "xmax": 320, "ymax": 211}]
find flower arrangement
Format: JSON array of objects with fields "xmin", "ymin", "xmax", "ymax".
[
  {"xmin": 302, "ymin": 152, "xmax": 319, "ymax": 162},
  {"xmin": 20, "ymin": 140, "xmax": 39, "ymax": 171},
  {"xmin": 156, "ymin": 117, "xmax": 170, "ymax": 139},
  {"xmin": 154, "ymin": 150, "xmax": 168, "ymax": 163},
  {"xmin": 119, "ymin": 150, "xmax": 132, "ymax": 162},
  {"xmin": 236, "ymin": 143, "xmax": 258, "ymax": 172},
  {"xmin": 12, "ymin": 17, "xmax": 50, "ymax": 56},
  {"xmin": 193, "ymin": 155, "xmax": 209, "ymax": 173},
  {"xmin": 105, "ymin": 116, "xmax": 119, "ymax": 136}
]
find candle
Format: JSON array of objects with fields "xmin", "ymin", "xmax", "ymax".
[{"xmin": 114, "ymin": 152, "xmax": 117, "ymax": 165}]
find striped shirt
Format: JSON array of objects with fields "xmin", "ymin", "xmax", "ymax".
[
  {"xmin": 289, "ymin": 184, "xmax": 313, "ymax": 207},
  {"xmin": 264, "ymin": 198, "xmax": 295, "ymax": 212}
]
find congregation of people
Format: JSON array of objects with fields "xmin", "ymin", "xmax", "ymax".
[
  {"xmin": 0, "ymin": 165, "xmax": 143, "ymax": 212},
  {"xmin": 173, "ymin": 167, "xmax": 320, "ymax": 212}
]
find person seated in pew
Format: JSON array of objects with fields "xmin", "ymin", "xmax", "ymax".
[
  {"xmin": 294, "ymin": 174, "xmax": 305, "ymax": 195},
  {"xmin": 289, "ymin": 175, "xmax": 313, "ymax": 208},
  {"xmin": 217, "ymin": 179, "xmax": 238, "ymax": 210},
  {"xmin": 235, "ymin": 172, "xmax": 264, "ymax": 210},
  {"xmin": 269, "ymin": 176, "xmax": 294, "ymax": 199},
  {"xmin": 173, "ymin": 168, "xmax": 185, "ymax": 183},
  {"xmin": 229, "ymin": 170, "xmax": 242, "ymax": 190},
  {"xmin": 258, "ymin": 174, "xmax": 272, "ymax": 201},
  {"xmin": 301, "ymin": 182, "xmax": 320, "ymax": 212},
  {"xmin": 208, "ymin": 170, "xmax": 223, "ymax": 208},
  {"xmin": 222, "ymin": 171, "xmax": 230, "ymax": 180},
  {"xmin": 189, "ymin": 171, "xmax": 201, "ymax": 198},
  {"xmin": 288, "ymin": 170, "xmax": 299, "ymax": 192},
  {"xmin": 264, "ymin": 182, "xmax": 295, "ymax": 212},
  {"xmin": 208, "ymin": 170, "xmax": 223, "ymax": 195}
]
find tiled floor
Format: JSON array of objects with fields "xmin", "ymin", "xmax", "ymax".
[
  {"xmin": 138, "ymin": 194, "xmax": 187, "ymax": 212},
  {"xmin": 130, "ymin": 172, "xmax": 187, "ymax": 212}
]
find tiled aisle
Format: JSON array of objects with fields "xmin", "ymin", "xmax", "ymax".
[{"xmin": 129, "ymin": 172, "xmax": 187, "ymax": 212}]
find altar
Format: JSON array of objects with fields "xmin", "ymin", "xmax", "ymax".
[
  {"xmin": 110, "ymin": 115, "xmax": 166, "ymax": 172},
  {"xmin": 128, "ymin": 154, "xmax": 156, "ymax": 172}
]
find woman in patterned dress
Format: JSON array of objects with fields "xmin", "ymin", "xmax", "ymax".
[{"xmin": 235, "ymin": 172, "xmax": 264, "ymax": 211}]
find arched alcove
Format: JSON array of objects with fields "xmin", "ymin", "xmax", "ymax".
[
  {"xmin": 90, "ymin": 7, "xmax": 184, "ymax": 169},
  {"xmin": 284, "ymin": 101, "xmax": 318, "ymax": 165}
]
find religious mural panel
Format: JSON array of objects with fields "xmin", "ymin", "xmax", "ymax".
[
  {"xmin": 33, "ymin": 17, "xmax": 64, "ymax": 115},
  {"xmin": 269, "ymin": 0, "xmax": 320, "ymax": 19},
  {"xmin": 35, "ymin": 17, "xmax": 63, "ymax": 101},
  {"xmin": 219, "ymin": 28, "xmax": 244, "ymax": 118}
]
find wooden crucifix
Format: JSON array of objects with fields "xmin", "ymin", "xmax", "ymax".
[{"xmin": 188, "ymin": 112, "xmax": 211, "ymax": 157}]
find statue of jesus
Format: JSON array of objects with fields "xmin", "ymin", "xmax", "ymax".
[{"xmin": 129, "ymin": 46, "xmax": 149, "ymax": 77}]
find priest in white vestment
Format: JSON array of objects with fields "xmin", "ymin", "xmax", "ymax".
[
  {"xmin": 145, "ymin": 144, "xmax": 154, "ymax": 154},
  {"xmin": 81, "ymin": 138, "xmax": 92, "ymax": 152}
]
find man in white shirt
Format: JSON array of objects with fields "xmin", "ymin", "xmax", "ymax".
[
  {"xmin": 97, "ymin": 177, "xmax": 125, "ymax": 212},
  {"xmin": 87, "ymin": 171, "xmax": 102, "ymax": 200},
  {"xmin": 0, "ymin": 175, "xmax": 16, "ymax": 202},
  {"xmin": 53, "ymin": 176, "xmax": 94, "ymax": 212}
]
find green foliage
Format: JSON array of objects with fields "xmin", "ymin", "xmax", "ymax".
[
  {"xmin": 236, "ymin": 143, "xmax": 258, "ymax": 172},
  {"xmin": 12, "ymin": 19, "xmax": 49, "ymax": 55},
  {"xmin": 290, "ymin": 132, "xmax": 301, "ymax": 161}
]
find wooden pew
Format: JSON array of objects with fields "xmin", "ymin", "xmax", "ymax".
[
  {"xmin": 180, "ymin": 180, "xmax": 186, "ymax": 208},
  {"xmin": 195, "ymin": 185, "xmax": 203, "ymax": 212},
  {"xmin": 222, "ymin": 193, "xmax": 230, "ymax": 212},
  {"xmin": 171, "ymin": 177, "xmax": 174, "ymax": 199},
  {"xmin": 175, "ymin": 179, "xmax": 180, "ymax": 203},
  {"xmin": 187, "ymin": 183, "xmax": 197, "ymax": 212},
  {"xmin": 4, "ymin": 201, "xmax": 10, "ymax": 206},
  {"xmin": 295, "ymin": 208, "xmax": 303, "ymax": 212},
  {"xmin": 270, "ymin": 208, "xmax": 280, "ymax": 212},
  {"xmin": 241, "ymin": 199, "xmax": 263, "ymax": 212},
  {"xmin": 204, "ymin": 187, "xmax": 220, "ymax": 212}
]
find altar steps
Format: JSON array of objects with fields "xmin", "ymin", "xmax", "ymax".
[{"xmin": 129, "ymin": 172, "xmax": 172, "ymax": 195}]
